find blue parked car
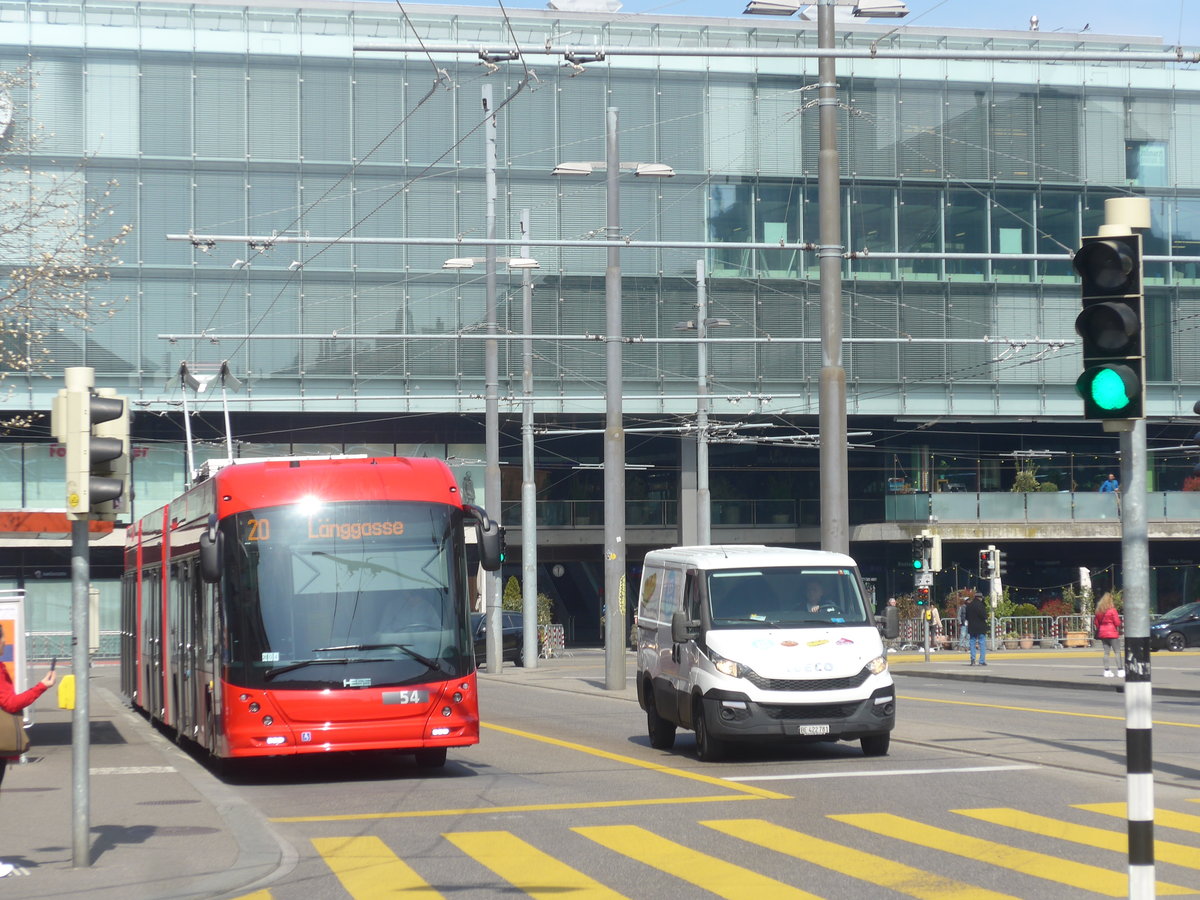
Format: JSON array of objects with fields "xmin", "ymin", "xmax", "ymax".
[{"xmin": 1150, "ymin": 601, "xmax": 1200, "ymax": 652}]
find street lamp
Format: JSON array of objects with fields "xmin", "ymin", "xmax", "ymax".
[
  {"xmin": 744, "ymin": 0, "xmax": 908, "ymax": 554},
  {"xmin": 554, "ymin": 107, "xmax": 674, "ymax": 690},
  {"xmin": 674, "ymin": 260, "xmax": 730, "ymax": 546}
]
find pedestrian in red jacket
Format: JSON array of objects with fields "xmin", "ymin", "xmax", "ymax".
[
  {"xmin": 1094, "ymin": 592, "xmax": 1124, "ymax": 679},
  {"xmin": 0, "ymin": 622, "xmax": 56, "ymax": 878}
]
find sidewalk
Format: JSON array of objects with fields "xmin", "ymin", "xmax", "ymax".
[
  {"xmin": 1, "ymin": 663, "xmax": 290, "ymax": 900},
  {"xmin": 500, "ymin": 644, "xmax": 1200, "ymax": 700}
]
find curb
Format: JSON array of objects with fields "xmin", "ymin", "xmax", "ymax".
[{"xmin": 891, "ymin": 668, "xmax": 1195, "ymax": 698}]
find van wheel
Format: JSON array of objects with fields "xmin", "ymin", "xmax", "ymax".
[
  {"xmin": 861, "ymin": 733, "xmax": 890, "ymax": 757},
  {"xmin": 693, "ymin": 700, "xmax": 726, "ymax": 762},
  {"xmin": 646, "ymin": 690, "xmax": 676, "ymax": 750}
]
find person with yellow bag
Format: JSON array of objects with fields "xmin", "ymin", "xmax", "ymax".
[{"xmin": 0, "ymin": 622, "xmax": 56, "ymax": 878}]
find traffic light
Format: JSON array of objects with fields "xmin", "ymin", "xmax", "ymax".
[
  {"xmin": 979, "ymin": 548, "xmax": 995, "ymax": 579},
  {"xmin": 497, "ymin": 525, "xmax": 508, "ymax": 564},
  {"xmin": 52, "ymin": 368, "xmax": 129, "ymax": 521},
  {"xmin": 996, "ymin": 548, "xmax": 1008, "ymax": 578},
  {"xmin": 910, "ymin": 534, "xmax": 932, "ymax": 571},
  {"xmin": 1073, "ymin": 234, "xmax": 1144, "ymax": 421},
  {"xmin": 915, "ymin": 587, "xmax": 930, "ymax": 607}
]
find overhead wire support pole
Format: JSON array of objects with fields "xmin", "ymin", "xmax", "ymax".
[
  {"xmin": 817, "ymin": 0, "xmax": 848, "ymax": 555},
  {"xmin": 603, "ymin": 107, "xmax": 627, "ymax": 692},
  {"xmin": 520, "ymin": 209, "xmax": 538, "ymax": 670},
  {"xmin": 483, "ymin": 84, "xmax": 503, "ymax": 678}
]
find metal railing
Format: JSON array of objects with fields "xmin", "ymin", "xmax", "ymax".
[{"xmin": 894, "ymin": 614, "xmax": 1094, "ymax": 651}]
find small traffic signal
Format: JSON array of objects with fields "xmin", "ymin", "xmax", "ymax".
[
  {"xmin": 915, "ymin": 587, "xmax": 930, "ymax": 607},
  {"xmin": 996, "ymin": 548, "xmax": 1008, "ymax": 578},
  {"xmin": 52, "ymin": 368, "xmax": 129, "ymax": 521},
  {"xmin": 979, "ymin": 547, "xmax": 996, "ymax": 579},
  {"xmin": 1073, "ymin": 234, "xmax": 1144, "ymax": 421},
  {"xmin": 497, "ymin": 526, "xmax": 507, "ymax": 564},
  {"xmin": 910, "ymin": 535, "xmax": 928, "ymax": 571}
]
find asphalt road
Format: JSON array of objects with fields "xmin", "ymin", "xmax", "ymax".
[{"xmin": 215, "ymin": 660, "xmax": 1200, "ymax": 900}]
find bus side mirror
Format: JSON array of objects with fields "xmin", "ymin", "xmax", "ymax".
[
  {"xmin": 199, "ymin": 514, "xmax": 223, "ymax": 584},
  {"xmin": 466, "ymin": 504, "xmax": 504, "ymax": 571},
  {"xmin": 883, "ymin": 606, "xmax": 899, "ymax": 640}
]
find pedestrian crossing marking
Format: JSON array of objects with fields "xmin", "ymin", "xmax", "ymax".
[
  {"xmin": 958, "ymin": 807, "xmax": 1200, "ymax": 871},
  {"xmin": 830, "ymin": 812, "xmax": 1194, "ymax": 897},
  {"xmin": 702, "ymin": 818, "xmax": 1018, "ymax": 900},
  {"xmin": 573, "ymin": 824, "xmax": 823, "ymax": 900},
  {"xmin": 311, "ymin": 836, "xmax": 441, "ymax": 898},
  {"xmin": 444, "ymin": 830, "xmax": 627, "ymax": 899},
  {"xmin": 1078, "ymin": 802, "xmax": 1200, "ymax": 834}
]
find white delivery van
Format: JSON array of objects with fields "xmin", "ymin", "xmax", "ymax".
[{"xmin": 635, "ymin": 545, "xmax": 897, "ymax": 761}]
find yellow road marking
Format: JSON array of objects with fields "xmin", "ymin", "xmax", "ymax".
[
  {"xmin": 273, "ymin": 793, "xmax": 758, "ymax": 823},
  {"xmin": 831, "ymin": 812, "xmax": 1195, "ymax": 897},
  {"xmin": 481, "ymin": 721, "xmax": 792, "ymax": 799},
  {"xmin": 445, "ymin": 830, "xmax": 627, "ymax": 900},
  {"xmin": 957, "ymin": 807, "xmax": 1200, "ymax": 871},
  {"xmin": 897, "ymin": 694, "xmax": 1200, "ymax": 729},
  {"xmin": 1079, "ymin": 802, "xmax": 1200, "ymax": 834},
  {"xmin": 574, "ymin": 824, "xmax": 822, "ymax": 900},
  {"xmin": 311, "ymin": 836, "xmax": 442, "ymax": 898},
  {"xmin": 702, "ymin": 818, "xmax": 1018, "ymax": 900},
  {"xmin": 227, "ymin": 893, "xmax": 272, "ymax": 900}
]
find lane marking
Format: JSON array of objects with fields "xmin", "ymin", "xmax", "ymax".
[
  {"xmin": 727, "ymin": 764, "xmax": 1037, "ymax": 782},
  {"xmin": 1079, "ymin": 802, "xmax": 1200, "ymax": 834},
  {"xmin": 956, "ymin": 807, "xmax": 1200, "ymax": 871},
  {"xmin": 446, "ymin": 830, "xmax": 627, "ymax": 900},
  {"xmin": 90, "ymin": 766, "xmax": 176, "ymax": 775},
  {"xmin": 832, "ymin": 812, "xmax": 1194, "ymax": 897},
  {"xmin": 897, "ymin": 693, "xmax": 1200, "ymax": 729},
  {"xmin": 575, "ymin": 824, "xmax": 822, "ymax": 900},
  {"xmin": 704, "ymin": 818, "xmax": 1019, "ymax": 900},
  {"xmin": 312, "ymin": 836, "xmax": 441, "ymax": 898},
  {"xmin": 272, "ymin": 793, "xmax": 758, "ymax": 824},
  {"xmin": 481, "ymin": 721, "xmax": 791, "ymax": 799}
]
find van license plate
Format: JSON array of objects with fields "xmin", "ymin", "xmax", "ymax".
[{"xmin": 797, "ymin": 724, "xmax": 830, "ymax": 736}]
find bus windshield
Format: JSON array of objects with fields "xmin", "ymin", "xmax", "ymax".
[
  {"xmin": 707, "ymin": 567, "xmax": 869, "ymax": 627},
  {"xmin": 221, "ymin": 499, "xmax": 472, "ymax": 688}
]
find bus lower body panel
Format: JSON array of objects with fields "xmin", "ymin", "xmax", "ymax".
[{"xmin": 216, "ymin": 677, "xmax": 480, "ymax": 758}]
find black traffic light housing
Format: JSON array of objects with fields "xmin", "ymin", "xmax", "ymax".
[
  {"xmin": 910, "ymin": 534, "xmax": 933, "ymax": 572},
  {"xmin": 915, "ymin": 587, "xmax": 930, "ymax": 607},
  {"xmin": 978, "ymin": 549, "xmax": 995, "ymax": 579},
  {"xmin": 1073, "ymin": 234, "xmax": 1145, "ymax": 421}
]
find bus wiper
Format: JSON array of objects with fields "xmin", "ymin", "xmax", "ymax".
[
  {"xmin": 264, "ymin": 658, "xmax": 351, "ymax": 680},
  {"xmin": 313, "ymin": 643, "xmax": 446, "ymax": 673}
]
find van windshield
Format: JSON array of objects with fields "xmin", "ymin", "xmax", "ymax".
[{"xmin": 707, "ymin": 567, "xmax": 869, "ymax": 627}]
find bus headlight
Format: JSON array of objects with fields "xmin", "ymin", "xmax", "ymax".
[{"xmin": 866, "ymin": 655, "xmax": 888, "ymax": 675}]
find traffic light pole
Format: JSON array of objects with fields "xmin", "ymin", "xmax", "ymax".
[
  {"xmin": 70, "ymin": 516, "xmax": 90, "ymax": 867},
  {"xmin": 1121, "ymin": 420, "xmax": 1154, "ymax": 898}
]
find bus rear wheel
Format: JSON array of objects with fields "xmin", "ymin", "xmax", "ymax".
[{"xmin": 414, "ymin": 747, "xmax": 448, "ymax": 768}]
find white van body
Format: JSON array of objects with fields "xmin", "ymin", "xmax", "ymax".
[{"xmin": 635, "ymin": 545, "xmax": 895, "ymax": 761}]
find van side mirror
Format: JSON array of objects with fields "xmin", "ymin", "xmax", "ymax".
[
  {"xmin": 671, "ymin": 610, "xmax": 698, "ymax": 644},
  {"xmin": 882, "ymin": 606, "xmax": 899, "ymax": 640},
  {"xmin": 199, "ymin": 514, "xmax": 223, "ymax": 584}
]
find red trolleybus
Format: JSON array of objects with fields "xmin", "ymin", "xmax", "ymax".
[{"xmin": 120, "ymin": 456, "xmax": 503, "ymax": 767}]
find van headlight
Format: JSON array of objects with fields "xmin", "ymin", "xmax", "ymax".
[
  {"xmin": 866, "ymin": 655, "xmax": 888, "ymax": 675},
  {"xmin": 710, "ymin": 650, "xmax": 748, "ymax": 678}
]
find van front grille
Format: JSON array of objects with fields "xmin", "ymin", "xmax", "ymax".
[
  {"xmin": 745, "ymin": 668, "xmax": 869, "ymax": 692},
  {"xmin": 760, "ymin": 703, "xmax": 853, "ymax": 720}
]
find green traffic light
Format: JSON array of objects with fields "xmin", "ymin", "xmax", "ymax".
[
  {"xmin": 1079, "ymin": 366, "xmax": 1137, "ymax": 412},
  {"xmin": 912, "ymin": 560, "xmax": 923, "ymax": 570}
]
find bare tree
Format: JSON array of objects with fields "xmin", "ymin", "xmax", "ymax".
[{"xmin": 0, "ymin": 67, "xmax": 132, "ymax": 411}]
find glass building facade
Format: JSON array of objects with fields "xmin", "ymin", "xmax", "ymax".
[{"xmin": 4, "ymin": 0, "xmax": 1200, "ymax": 639}]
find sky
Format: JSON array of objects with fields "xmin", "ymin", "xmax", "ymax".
[{"xmin": 381, "ymin": 0, "xmax": 1199, "ymax": 47}]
